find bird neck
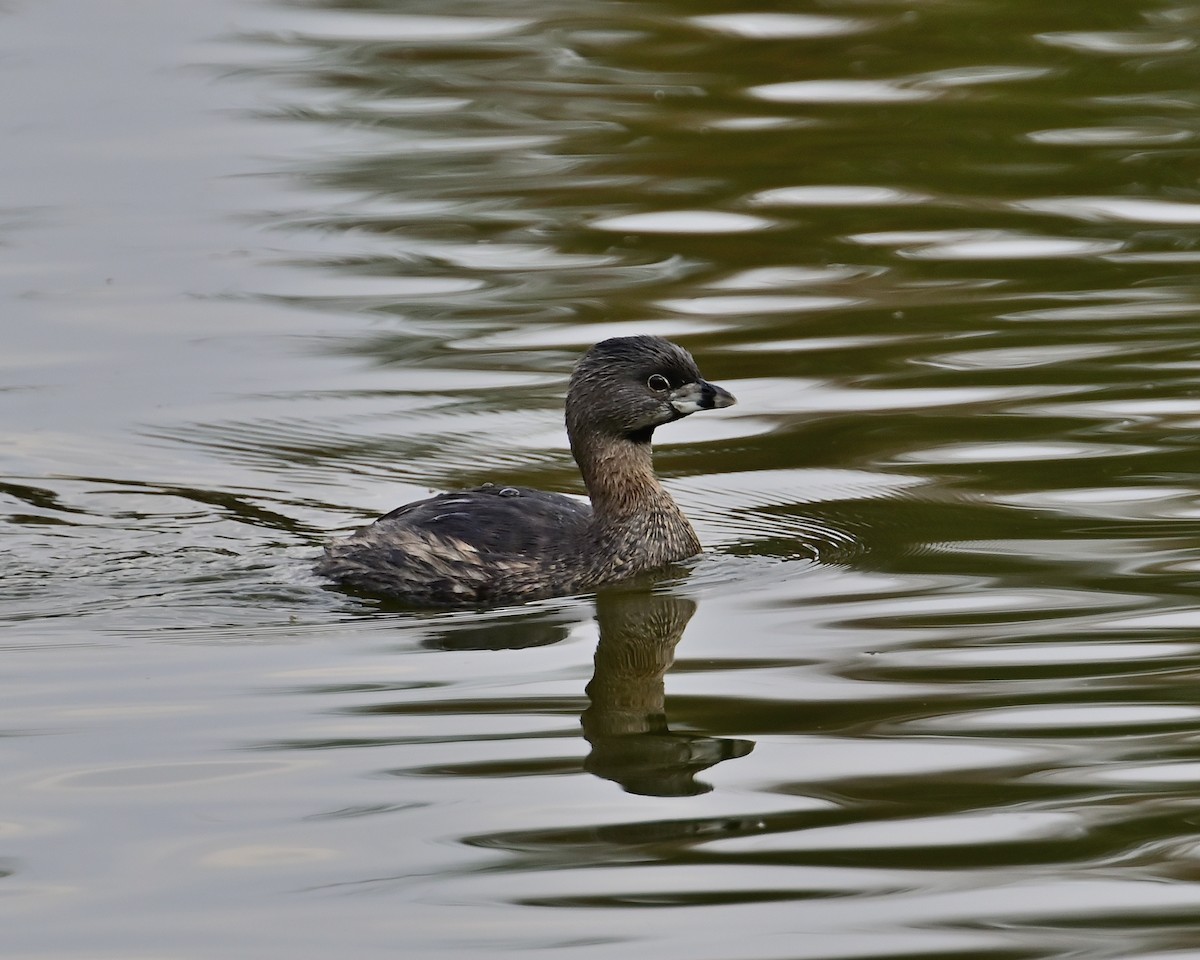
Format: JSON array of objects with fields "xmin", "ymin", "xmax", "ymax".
[
  {"xmin": 569, "ymin": 426, "xmax": 702, "ymax": 570},
  {"xmin": 570, "ymin": 428, "xmax": 667, "ymax": 518}
]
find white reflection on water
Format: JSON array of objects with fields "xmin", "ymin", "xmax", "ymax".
[
  {"xmin": 993, "ymin": 487, "xmax": 1199, "ymax": 522},
  {"xmin": 1026, "ymin": 125, "xmax": 1194, "ymax": 146},
  {"xmin": 707, "ymin": 265, "xmax": 874, "ymax": 288},
  {"xmin": 748, "ymin": 185, "xmax": 928, "ymax": 207},
  {"xmin": 656, "ymin": 294, "xmax": 857, "ymax": 315},
  {"xmin": 901, "ymin": 236, "xmax": 1122, "ymax": 260},
  {"xmin": 911, "ymin": 704, "xmax": 1200, "ymax": 731},
  {"xmin": 881, "ymin": 641, "xmax": 1199, "ymax": 667},
  {"xmin": 1016, "ymin": 196, "xmax": 1200, "ymax": 223},
  {"xmin": 273, "ymin": 13, "xmax": 532, "ymax": 42},
  {"xmin": 926, "ymin": 341, "xmax": 1129, "ymax": 370},
  {"xmin": 750, "ymin": 78, "xmax": 935, "ymax": 104},
  {"xmin": 690, "ymin": 13, "xmax": 874, "ymax": 40},
  {"xmin": 849, "ymin": 228, "xmax": 1123, "ymax": 259},
  {"xmin": 453, "ymin": 318, "xmax": 729, "ymax": 348},
  {"xmin": 895, "ymin": 441, "xmax": 1156, "ymax": 463},
  {"xmin": 751, "ymin": 66, "xmax": 1050, "ymax": 104},
  {"xmin": 589, "ymin": 210, "xmax": 775, "ymax": 233},
  {"xmin": 1035, "ymin": 31, "xmax": 1195, "ymax": 55},
  {"xmin": 734, "ymin": 379, "xmax": 1071, "ymax": 415},
  {"xmin": 1081, "ymin": 761, "xmax": 1200, "ymax": 784}
]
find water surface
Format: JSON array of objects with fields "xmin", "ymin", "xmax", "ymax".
[{"xmin": 6, "ymin": 1, "xmax": 1200, "ymax": 957}]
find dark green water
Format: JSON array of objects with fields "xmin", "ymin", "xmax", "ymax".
[{"xmin": 6, "ymin": 1, "xmax": 1200, "ymax": 957}]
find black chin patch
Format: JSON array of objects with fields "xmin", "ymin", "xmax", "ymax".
[{"xmin": 627, "ymin": 426, "xmax": 655, "ymax": 444}]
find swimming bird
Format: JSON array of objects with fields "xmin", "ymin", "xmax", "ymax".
[{"xmin": 317, "ymin": 335, "xmax": 735, "ymax": 605}]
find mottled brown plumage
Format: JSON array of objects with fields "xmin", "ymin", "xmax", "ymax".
[{"xmin": 316, "ymin": 336, "xmax": 735, "ymax": 606}]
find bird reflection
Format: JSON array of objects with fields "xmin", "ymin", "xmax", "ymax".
[
  {"xmin": 417, "ymin": 610, "xmax": 577, "ymax": 651},
  {"xmin": 582, "ymin": 590, "xmax": 754, "ymax": 797},
  {"xmin": 408, "ymin": 587, "xmax": 754, "ymax": 796}
]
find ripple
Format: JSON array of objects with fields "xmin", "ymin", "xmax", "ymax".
[
  {"xmin": 848, "ymin": 588, "xmax": 1113, "ymax": 622},
  {"xmin": 383, "ymin": 133, "xmax": 562, "ymax": 156},
  {"xmin": 256, "ymin": 275, "xmax": 484, "ymax": 298},
  {"xmin": 340, "ymin": 96, "xmax": 474, "ymax": 116},
  {"xmin": 736, "ymin": 378, "xmax": 1066, "ymax": 416},
  {"xmin": 926, "ymin": 537, "xmax": 1170, "ymax": 569},
  {"xmin": 848, "ymin": 228, "xmax": 984, "ymax": 246},
  {"xmin": 1026, "ymin": 126, "xmax": 1193, "ymax": 146},
  {"xmin": 893, "ymin": 877, "xmax": 1200, "ymax": 925},
  {"xmin": 847, "ymin": 228, "xmax": 1122, "ymax": 259},
  {"xmin": 708, "ymin": 265, "xmax": 875, "ymax": 288},
  {"xmin": 730, "ymin": 333, "xmax": 913, "ymax": 353},
  {"xmin": 926, "ymin": 342, "xmax": 1126, "ymax": 370},
  {"xmin": 749, "ymin": 79, "xmax": 935, "ymax": 104},
  {"xmin": 896, "ymin": 441, "xmax": 1154, "ymax": 464},
  {"xmin": 747, "ymin": 185, "xmax": 928, "ymax": 207},
  {"xmin": 690, "ymin": 13, "xmax": 873, "ymax": 39},
  {"xmin": 713, "ymin": 811, "xmax": 1084, "ymax": 852},
  {"xmin": 281, "ymin": 13, "xmax": 532, "ymax": 43},
  {"xmin": 889, "ymin": 641, "xmax": 1196, "ymax": 668},
  {"xmin": 1016, "ymin": 196, "xmax": 1200, "ymax": 223},
  {"xmin": 677, "ymin": 467, "xmax": 916, "ymax": 562},
  {"xmin": 1093, "ymin": 609, "xmax": 1200, "ymax": 630},
  {"xmin": 589, "ymin": 210, "xmax": 774, "ymax": 234},
  {"xmin": 699, "ymin": 115, "xmax": 813, "ymax": 132},
  {"xmin": 1000, "ymin": 298, "xmax": 1200, "ymax": 322},
  {"xmin": 656, "ymin": 294, "xmax": 857, "ymax": 316},
  {"xmin": 419, "ymin": 243, "xmax": 622, "ymax": 271},
  {"xmin": 1027, "ymin": 398, "xmax": 1200, "ymax": 421},
  {"xmin": 1036, "ymin": 31, "xmax": 1195, "ymax": 55},
  {"xmin": 1087, "ymin": 762, "xmax": 1200, "ymax": 784},
  {"xmin": 678, "ymin": 467, "xmax": 929, "ymax": 510},
  {"xmin": 905, "ymin": 235, "xmax": 1120, "ymax": 260},
  {"xmin": 17, "ymin": 4, "xmax": 1200, "ymax": 956},
  {"xmin": 750, "ymin": 65, "xmax": 1049, "ymax": 104},
  {"xmin": 453, "ymin": 318, "xmax": 730, "ymax": 349},
  {"xmin": 915, "ymin": 65, "xmax": 1053, "ymax": 88},
  {"xmin": 994, "ymin": 486, "xmax": 1199, "ymax": 520},
  {"xmin": 1106, "ymin": 251, "xmax": 1200, "ymax": 264},
  {"xmin": 910, "ymin": 704, "xmax": 1200, "ymax": 732}
]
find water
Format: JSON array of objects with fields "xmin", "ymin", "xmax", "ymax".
[{"xmin": 6, "ymin": 0, "xmax": 1200, "ymax": 956}]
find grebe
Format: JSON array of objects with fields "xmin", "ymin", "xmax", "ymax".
[{"xmin": 317, "ymin": 336, "xmax": 735, "ymax": 605}]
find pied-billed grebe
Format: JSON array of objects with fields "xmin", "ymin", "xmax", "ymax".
[{"xmin": 317, "ymin": 336, "xmax": 735, "ymax": 606}]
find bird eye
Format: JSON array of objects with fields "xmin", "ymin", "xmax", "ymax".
[{"xmin": 647, "ymin": 374, "xmax": 670, "ymax": 392}]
